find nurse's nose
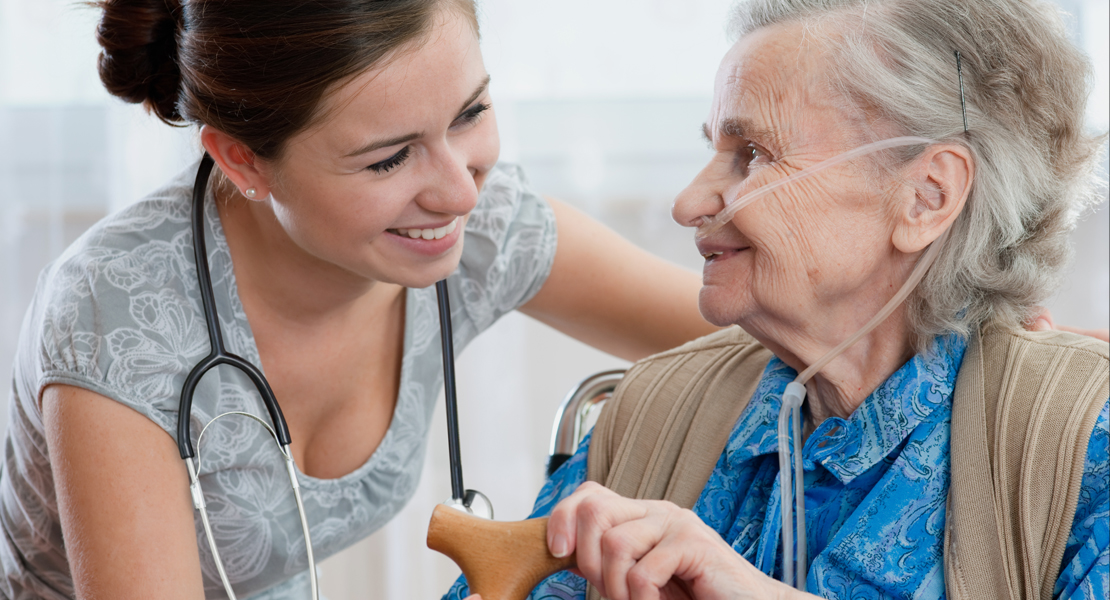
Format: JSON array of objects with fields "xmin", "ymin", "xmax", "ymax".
[{"xmin": 420, "ymin": 146, "xmax": 482, "ymax": 217}]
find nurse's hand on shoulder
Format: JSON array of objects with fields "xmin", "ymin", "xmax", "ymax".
[
  {"xmin": 1028, "ymin": 307, "xmax": 1109, "ymax": 343},
  {"xmin": 544, "ymin": 482, "xmax": 818, "ymax": 600}
]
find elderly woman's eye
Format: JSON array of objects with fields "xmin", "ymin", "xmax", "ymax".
[
  {"xmin": 745, "ymin": 145, "xmax": 769, "ymax": 161},
  {"xmin": 733, "ymin": 145, "xmax": 768, "ymax": 175}
]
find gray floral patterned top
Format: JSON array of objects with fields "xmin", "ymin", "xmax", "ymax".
[{"xmin": 0, "ymin": 161, "xmax": 557, "ymax": 599}]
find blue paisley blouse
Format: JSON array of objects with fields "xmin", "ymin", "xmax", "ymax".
[{"xmin": 445, "ymin": 333, "xmax": 1109, "ymax": 599}]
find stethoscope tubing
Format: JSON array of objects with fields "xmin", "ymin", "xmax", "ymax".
[
  {"xmin": 179, "ymin": 153, "xmax": 478, "ymax": 599},
  {"xmin": 181, "ymin": 153, "xmax": 318, "ymax": 599},
  {"xmin": 178, "ymin": 153, "xmax": 291, "ymax": 460},
  {"xmin": 436, "ymin": 280, "xmax": 468, "ymax": 502}
]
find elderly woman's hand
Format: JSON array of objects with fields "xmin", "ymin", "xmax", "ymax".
[{"xmin": 545, "ymin": 481, "xmax": 813, "ymax": 600}]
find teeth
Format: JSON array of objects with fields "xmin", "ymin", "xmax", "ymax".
[
  {"xmin": 701, "ymin": 251, "xmax": 724, "ymax": 259},
  {"xmin": 395, "ymin": 218, "xmax": 459, "ymax": 241}
]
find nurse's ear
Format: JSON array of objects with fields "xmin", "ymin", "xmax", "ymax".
[
  {"xmin": 200, "ymin": 125, "xmax": 273, "ymax": 201},
  {"xmin": 892, "ymin": 143, "xmax": 974, "ymax": 254}
]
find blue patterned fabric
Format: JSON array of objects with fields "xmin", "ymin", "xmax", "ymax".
[
  {"xmin": 1057, "ymin": 402, "xmax": 1109, "ymax": 599},
  {"xmin": 443, "ymin": 334, "xmax": 1109, "ymax": 599}
]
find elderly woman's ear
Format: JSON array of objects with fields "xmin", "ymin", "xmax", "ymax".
[{"xmin": 891, "ymin": 144, "xmax": 974, "ymax": 255}]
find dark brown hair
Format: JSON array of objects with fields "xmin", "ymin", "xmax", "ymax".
[{"xmin": 96, "ymin": 0, "xmax": 478, "ymax": 160}]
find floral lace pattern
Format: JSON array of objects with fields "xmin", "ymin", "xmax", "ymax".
[{"xmin": 1, "ymin": 161, "xmax": 556, "ymax": 599}]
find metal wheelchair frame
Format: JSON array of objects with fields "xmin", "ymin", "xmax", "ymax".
[{"xmin": 546, "ymin": 369, "xmax": 626, "ymax": 477}]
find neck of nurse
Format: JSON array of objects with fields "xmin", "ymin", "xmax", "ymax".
[
  {"xmin": 216, "ymin": 190, "xmax": 401, "ymax": 326},
  {"xmin": 754, "ymin": 304, "xmax": 915, "ymax": 428}
]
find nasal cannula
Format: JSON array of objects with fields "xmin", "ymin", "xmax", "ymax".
[{"xmin": 695, "ymin": 135, "xmax": 955, "ymax": 591}]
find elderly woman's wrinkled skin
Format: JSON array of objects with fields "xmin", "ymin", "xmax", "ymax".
[
  {"xmin": 535, "ymin": 22, "xmax": 974, "ymax": 600},
  {"xmin": 674, "ymin": 23, "xmax": 972, "ymax": 425}
]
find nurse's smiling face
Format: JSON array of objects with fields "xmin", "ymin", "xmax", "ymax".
[{"xmin": 217, "ymin": 8, "xmax": 498, "ymax": 289}]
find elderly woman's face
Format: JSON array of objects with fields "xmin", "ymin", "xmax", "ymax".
[{"xmin": 673, "ymin": 24, "xmax": 904, "ymax": 340}]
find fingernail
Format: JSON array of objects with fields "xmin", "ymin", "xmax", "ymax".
[
  {"xmin": 550, "ymin": 534, "xmax": 569, "ymax": 558},
  {"xmin": 1035, "ymin": 317, "xmax": 1051, "ymax": 331}
]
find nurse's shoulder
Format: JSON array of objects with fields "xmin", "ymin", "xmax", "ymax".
[{"xmin": 32, "ymin": 163, "xmax": 206, "ymax": 427}]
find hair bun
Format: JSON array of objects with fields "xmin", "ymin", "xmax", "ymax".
[{"xmin": 95, "ymin": 0, "xmax": 184, "ymax": 123}]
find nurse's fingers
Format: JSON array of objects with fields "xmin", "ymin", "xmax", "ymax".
[
  {"xmin": 1055, "ymin": 325, "xmax": 1110, "ymax": 343},
  {"xmin": 1027, "ymin": 306, "xmax": 1110, "ymax": 342}
]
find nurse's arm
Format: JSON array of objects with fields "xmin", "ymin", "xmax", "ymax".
[
  {"xmin": 42, "ymin": 384, "xmax": 206, "ymax": 599},
  {"xmin": 521, "ymin": 198, "xmax": 717, "ymax": 362}
]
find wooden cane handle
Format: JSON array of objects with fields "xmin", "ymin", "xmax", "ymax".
[{"xmin": 427, "ymin": 504, "xmax": 576, "ymax": 600}]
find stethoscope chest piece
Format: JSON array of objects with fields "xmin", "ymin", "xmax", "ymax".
[{"xmin": 443, "ymin": 488, "xmax": 494, "ymax": 520}]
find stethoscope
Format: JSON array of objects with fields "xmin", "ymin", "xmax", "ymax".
[{"xmin": 179, "ymin": 153, "xmax": 490, "ymax": 600}]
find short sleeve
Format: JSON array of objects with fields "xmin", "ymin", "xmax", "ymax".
[
  {"xmin": 31, "ymin": 167, "xmax": 210, "ymax": 437},
  {"xmin": 450, "ymin": 163, "xmax": 557, "ymax": 335}
]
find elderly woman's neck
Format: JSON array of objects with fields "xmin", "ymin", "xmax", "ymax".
[{"xmin": 783, "ymin": 317, "xmax": 917, "ymax": 428}]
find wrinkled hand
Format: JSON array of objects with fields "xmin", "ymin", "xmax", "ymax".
[
  {"xmin": 545, "ymin": 482, "xmax": 810, "ymax": 600},
  {"xmin": 1029, "ymin": 308, "xmax": 1109, "ymax": 342}
]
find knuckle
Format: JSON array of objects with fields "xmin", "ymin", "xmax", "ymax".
[
  {"xmin": 578, "ymin": 496, "xmax": 608, "ymax": 522},
  {"xmin": 674, "ymin": 508, "xmax": 700, "ymax": 528},
  {"xmin": 548, "ymin": 503, "xmax": 571, "ymax": 526},
  {"xmin": 627, "ymin": 564, "xmax": 655, "ymax": 593},
  {"xmin": 579, "ymin": 480, "xmax": 603, "ymax": 492},
  {"xmin": 599, "ymin": 529, "xmax": 630, "ymax": 556}
]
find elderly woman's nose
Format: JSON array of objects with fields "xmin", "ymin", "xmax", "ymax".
[{"xmin": 672, "ymin": 171, "xmax": 725, "ymax": 228}]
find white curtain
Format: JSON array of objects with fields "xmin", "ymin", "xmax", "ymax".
[{"xmin": 1, "ymin": 1, "xmax": 1106, "ymax": 598}]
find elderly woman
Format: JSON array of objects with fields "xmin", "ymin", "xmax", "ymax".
[{"xmin": 444, "ymin": 0, "xmax": 1108, "ymax": 598}]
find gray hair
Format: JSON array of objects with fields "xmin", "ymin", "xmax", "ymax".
[{"xmin": 728, "ymin": 0, "xmax": 1106, "ymax": 344}]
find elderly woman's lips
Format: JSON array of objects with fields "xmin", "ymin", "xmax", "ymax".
[{"xmin": 701, "ymin": 247, "xmax": 749, "ymax": 260}]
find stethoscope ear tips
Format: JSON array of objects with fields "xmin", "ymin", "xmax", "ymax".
[{"xmin": 443, "ymin": 489, "xmax": 494, "ymax": 520}]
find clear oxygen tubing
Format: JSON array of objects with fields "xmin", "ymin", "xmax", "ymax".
[
  {"xmin": 694, "ymin": 136, "xmax": 953, "ymax": 591},
  {"xmin": 695, "ymin": 136, "xmax": 937, "ymax": 241}
]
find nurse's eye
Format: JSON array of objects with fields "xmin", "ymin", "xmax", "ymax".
[
  {"xmin": 368, "ymin": 146, "xmax": 411, "ymax": 174},
  {"xmin": 451, "ymin": 102, "xmax": 490, "ymax": 129}
]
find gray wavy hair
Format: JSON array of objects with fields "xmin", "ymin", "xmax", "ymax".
[{"xmin": 729, "ymin": 0, "xmax": 1106, "ymax": 343}]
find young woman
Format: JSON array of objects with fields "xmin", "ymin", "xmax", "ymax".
[{"xmin": 0, "ymin": 0, "xmax": 714, "ymax": 598}]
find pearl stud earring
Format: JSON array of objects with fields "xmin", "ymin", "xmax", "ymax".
[{"xmin": 244, "ymin": 188, "xmax": 258, "ymax": 199}]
